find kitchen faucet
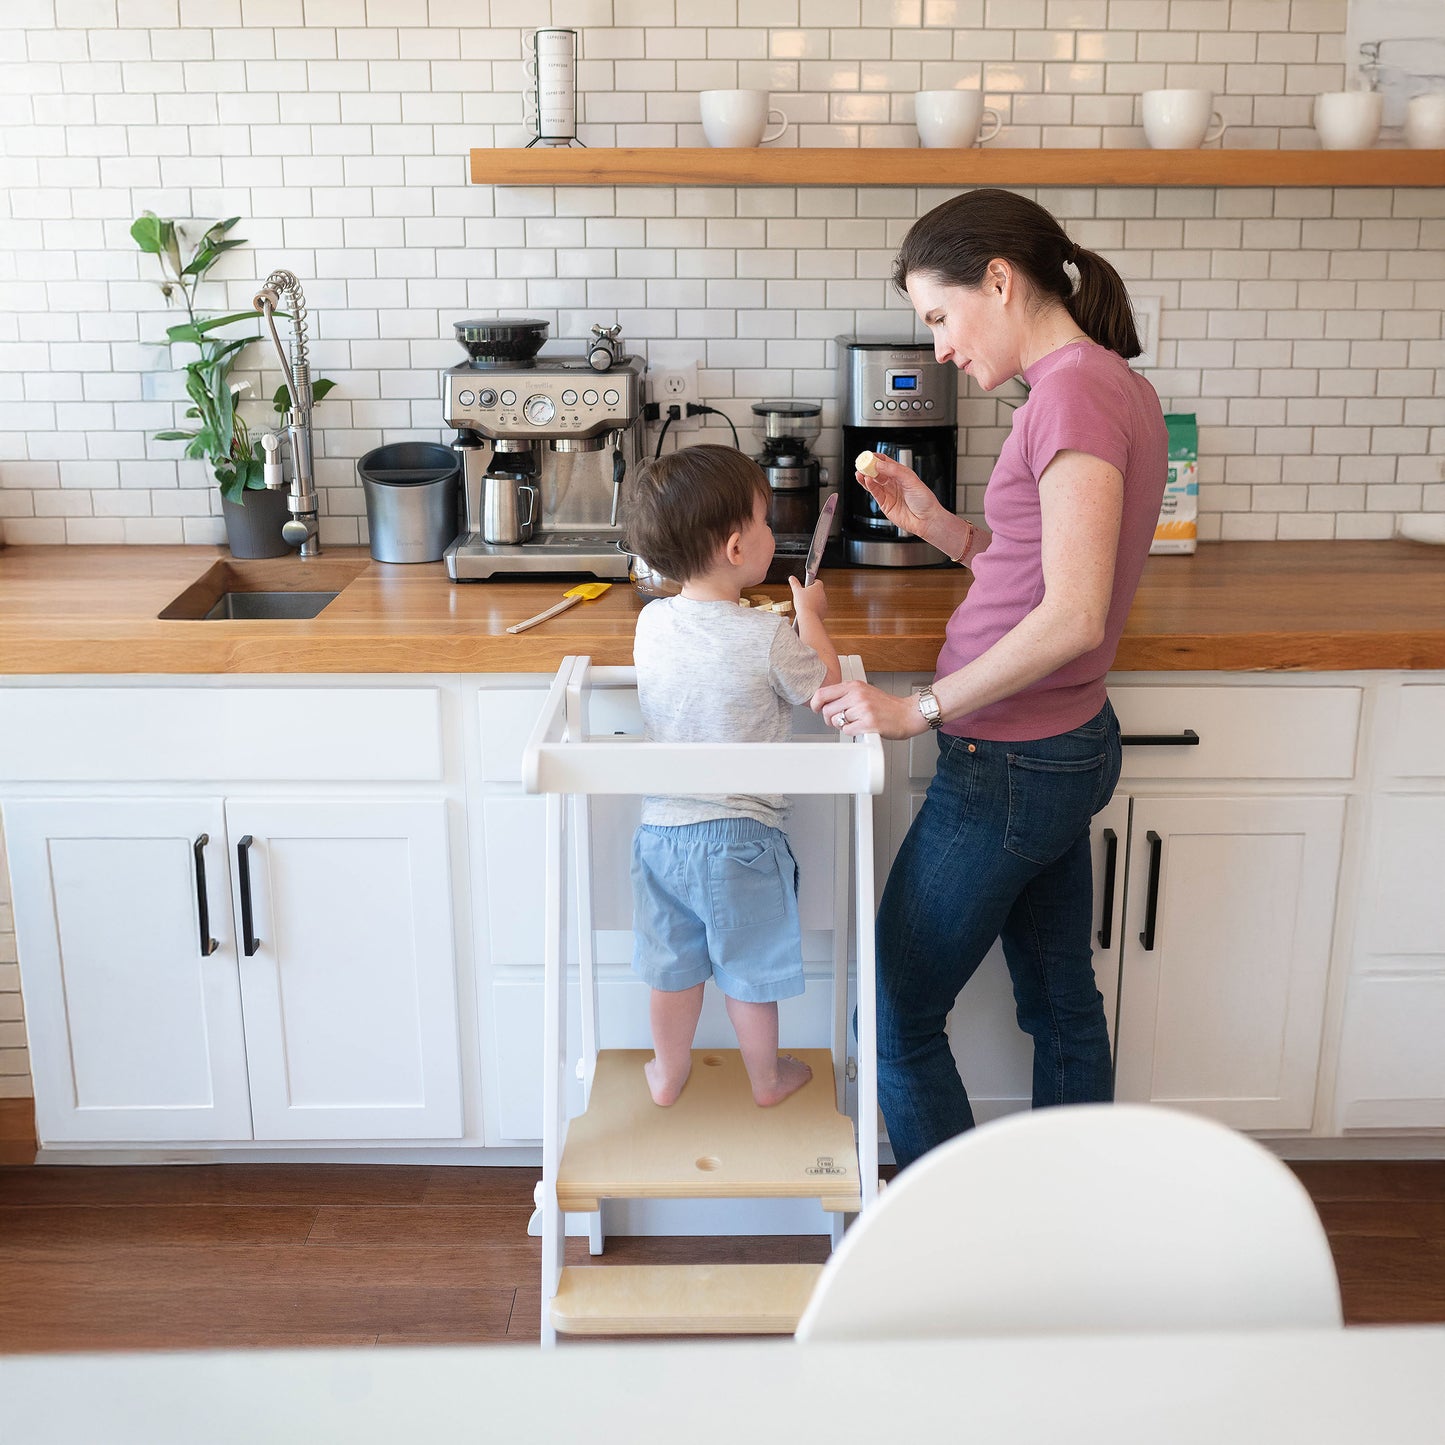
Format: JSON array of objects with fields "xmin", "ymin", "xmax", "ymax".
[{"xmin": 253, "ymin": 270, "xmax": 321, "ymax": 556}]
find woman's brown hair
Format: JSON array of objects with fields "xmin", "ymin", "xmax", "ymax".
[
  {"xmin": 623, "ymin": 444, "xmax": 770, "ymax": 583},
  {"xmin": 892, "ymin": 187, "xmax": 1141, "ymax": 360}
]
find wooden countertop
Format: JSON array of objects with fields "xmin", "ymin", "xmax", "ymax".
[{"xmin": 0, "ymin": 541, "xmax": 1441, "ymax": 675}]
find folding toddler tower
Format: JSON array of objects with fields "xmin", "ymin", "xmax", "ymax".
[{"xmin": 522, "ymin": 656, "xmax": 884, "ymax": 1344}]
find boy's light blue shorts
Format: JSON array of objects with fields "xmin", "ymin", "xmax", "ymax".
[{"xmin": 630, "ymin": 818, "xmax": 805, "ymax": 1004}]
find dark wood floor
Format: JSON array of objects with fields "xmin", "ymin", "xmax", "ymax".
[{"xmin": 1, "ymin": 1152, "xmax": 1443, "ymax": 1354}]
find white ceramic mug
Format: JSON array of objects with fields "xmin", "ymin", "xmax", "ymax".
[
  {"xmin": 914, "ymin": 90, "xmax": 1002, "ymax": 148},
  {"xmin": 1404, "ymin": 92, "xmax": 1445, "ymax": 149},
  {"xmin": 699, "ymin": 90, "xmax": 788, "ymax": 148},
  {"xmin": 1142, "ymin": 89, "xmax": 1227, "ymax": 149},
  {"xmin": 1313, "ymin": 90, "xmax": 1383, "ymax": 150}
]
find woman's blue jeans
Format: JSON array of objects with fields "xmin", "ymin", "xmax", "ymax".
[{"xmin": 875, "ymin": 699, "xmax": 1123, "ymax": 1170}]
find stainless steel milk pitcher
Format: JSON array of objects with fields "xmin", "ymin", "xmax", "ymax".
[{"xmin": 482, "ymin": 471, "xmax": 538, "ymax": 545}]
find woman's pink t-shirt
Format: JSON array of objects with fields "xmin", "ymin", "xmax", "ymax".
[{"xmin": 935, "ymin": 339, "xmax": 1168, "ymax": 742}]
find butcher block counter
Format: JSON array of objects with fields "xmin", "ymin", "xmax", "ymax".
[{"xmin": 0, "ymin": 539, "xmax": 1442, "ymax": 675}]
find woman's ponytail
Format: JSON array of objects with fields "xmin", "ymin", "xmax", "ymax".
[
  {"xmin": 1067, "ymin": 246, "xmax": 1141, "ymax": 360},
  {"xmin": 893, "ymin": 188, "xmax": 1142, "ymax": 361}
]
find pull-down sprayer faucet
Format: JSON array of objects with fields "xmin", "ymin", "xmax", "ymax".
[{"xmin": 253, "ymin": 270, "xmax": 321, "ymax": 556}]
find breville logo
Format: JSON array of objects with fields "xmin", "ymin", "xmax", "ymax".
[{"xmin": 806, "ymin": 1156, "xmax": 847, "ymax": 1176}]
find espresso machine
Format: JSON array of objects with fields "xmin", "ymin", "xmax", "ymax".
[
  {"xmin": 837, "ymin": 337, "xmax": 958, "ymax": 566},
  {"xmin": 751, "ymin": 399, "xmax": 828, "ymax": 581},
  {"xmin": 443, "ymin": 318, "xmax": 645, "ymax": 579}
]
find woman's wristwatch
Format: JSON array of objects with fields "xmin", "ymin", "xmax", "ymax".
[{"xmin": 915, "ymin": 686, "xmax": 944, "ymax": 730}]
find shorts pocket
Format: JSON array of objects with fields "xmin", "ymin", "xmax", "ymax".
[
  {"xmin": 708, "ymin": 843, "xmax": 788, "ymax": 932},
  {"xmin": 1004, "ymin": 751, "xmax": 1107, "ymax": 866}
]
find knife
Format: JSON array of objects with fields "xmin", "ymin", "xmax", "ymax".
[{"xmin": 802, "ymin": 492, "xmax": 838, "ymax": 589}]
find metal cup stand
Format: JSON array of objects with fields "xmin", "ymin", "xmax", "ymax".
[{"xmin": 525, "ymin": 28, "xmax": 586, "ymax": 148}]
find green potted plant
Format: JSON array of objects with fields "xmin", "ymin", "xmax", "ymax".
[{"xmin": 132, "ymin": 212, "xmax": 334, "ymax": 557}]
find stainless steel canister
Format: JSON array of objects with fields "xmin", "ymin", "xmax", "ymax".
[{"xmin": 357, "ymin": 443, "xmax": 461, "ymax": 563}]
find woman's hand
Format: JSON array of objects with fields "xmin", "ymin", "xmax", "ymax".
[
  {"xmin": 857, "ymin": 452, "xmax": 942, "ymax": 540},
  {"xmin": 811, "ymin": 680, "xmax": 929, "ymax": 739}
]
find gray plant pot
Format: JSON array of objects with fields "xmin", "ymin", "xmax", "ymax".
[{"xmin": 221, "ymin": 486, "xmax": 292, "ymax": 559}]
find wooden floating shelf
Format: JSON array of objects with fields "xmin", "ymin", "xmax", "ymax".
[{"xmin": 471, "ymin": 145, "xmax": 1445, "ymax": 189}]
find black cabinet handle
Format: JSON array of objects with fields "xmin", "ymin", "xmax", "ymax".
[
  {"xmin": 1096, "ymin": 828, "xmax": 1117, "ymax": 950},
  {"xmin": 193, "ymin": 834, "xmax": 218, "ymax": 958},
  {"xmin": 237, "ymin": 834, "xmax": 260, "ymax": 957},
  {"xmin": 1139, "ymin": 830, "xmax": 1163, "ymax": 951},
  {"xmin": 1121, "ymin": 729, "xmax": 1200, "ymax": 747}
]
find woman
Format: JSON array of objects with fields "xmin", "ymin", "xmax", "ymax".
[{"xmin": 814, "ymin": 188, "xmax": 1168, "ymax": 1170}]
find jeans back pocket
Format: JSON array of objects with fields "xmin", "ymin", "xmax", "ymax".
[{"xmin": 1004, "ymin": 750, "xmax": 1108, "ymax": 866}]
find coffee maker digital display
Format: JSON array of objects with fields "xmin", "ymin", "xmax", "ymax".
[{"xmin": 837, "ymin": 337, "xmax": 958, "ymax": 567}]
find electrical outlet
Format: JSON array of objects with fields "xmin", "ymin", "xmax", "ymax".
[
  {"xmin": 649, "ymin": 360, "xmax": 699, "ymax": 430},
  {"xmin": 1130, "ymin": 295, "xmax": 1161, "ymax": 370}
]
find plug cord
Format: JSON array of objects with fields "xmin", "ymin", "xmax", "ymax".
[{"xmin": 686, "ymin": 403, "xmax": 740, "ymax": 450}]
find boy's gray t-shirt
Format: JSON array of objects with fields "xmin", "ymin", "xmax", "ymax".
[{"xmin": 634, "ymin": 596, "xmax": 829, "ymax": 829}]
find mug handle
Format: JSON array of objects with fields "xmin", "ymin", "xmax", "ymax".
[
  {"xmin": 977, "ymin": 107, "xmax": 1002, "ymax": 144},
  {"xmin": 519, "ymin": 485, "xmax": 537, "ymax": 529},
  {"xmin": 762, "ymin": 108, "xmax": 788, "ymax": 144},
  {"xmin": 1204, "ymin": 111, "xmax": 1227, "ymax": 145}
]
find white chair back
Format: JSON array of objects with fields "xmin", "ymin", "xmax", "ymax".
[{"xmin": 795, "ymin": 1104, "xmax": 1342, "ymax": 1342}]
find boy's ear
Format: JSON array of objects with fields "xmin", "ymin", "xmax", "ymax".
[{"xmin": 724, "ymin": 529, "xmax": 745, "ymax": 565}]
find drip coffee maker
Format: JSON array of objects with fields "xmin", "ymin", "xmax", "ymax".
[
  {"xmin": 751, "ymin": 399, "xmax": 830, "ymax": 581},
  {"xmin": 837, "ymin": 337, "xmax": 957, "ymax": 566}
]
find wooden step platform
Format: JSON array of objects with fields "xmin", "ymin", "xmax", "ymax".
[
  {"xmin": 558, "ymin": 1049, "xmax": 860, "ymax": 1213},
  {"xmin": 551, "ymin": 1263, "xmax": 823, "ymax": 1336}
]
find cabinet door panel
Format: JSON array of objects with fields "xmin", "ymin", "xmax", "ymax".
[
  {"xmin": 3, "ymin": 799, "xmax": 251, "ymax": 1144},
  {"xmin": 1335, "ymin": 973, "xmax": 1445, "ymax": 1131},
  {"xmin": 1115, "ymin": 795, "xmax": 1344, "ymax": 1130},
  {"xmin": 227, "ymin": 799, "xmax": 462, "ymax": 1141},
  {"xmin": 1361, "ymin": 794, "xmax": 1445, "ymax": 956}
]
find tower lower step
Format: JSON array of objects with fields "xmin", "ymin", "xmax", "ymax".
[{"xmin": 551, "ymin": 1263, "xmax": 823, "ymax": 1336}]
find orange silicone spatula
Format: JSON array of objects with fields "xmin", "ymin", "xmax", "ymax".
[{"xmin": 505, "ymin": 581, "xmax": 612, "ymax": 634}]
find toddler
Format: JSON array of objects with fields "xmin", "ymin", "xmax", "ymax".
[{"xmin": 625, "ymin": 444, "xmax": 841, "ymax": 1108}]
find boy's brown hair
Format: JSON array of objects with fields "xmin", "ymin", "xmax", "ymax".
[{"xmin": 623, "ymin": 444, "xmax": 770, "ymax": 583}]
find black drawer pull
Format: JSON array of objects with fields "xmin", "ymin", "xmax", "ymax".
[
  {"xmin": 1096, "ymin": 828, "xmax": 1117, "ymax": 950},
  {"xmin": 1139, "ymin": 830, "xmax": 1163, "ymax": 952},
  {"xmin": 237, "ymin": 834, "xmax": 260, "ymax": 957},
  {"xmin": 1121, "ymin": 729, "xmax": 1200, "ymax": 747},
  {"xmin": 193, "ymin": 834, "xmax": 218, "ymax": 958}
]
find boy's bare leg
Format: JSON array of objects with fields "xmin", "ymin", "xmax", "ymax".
[
  {"xmin": 724, "ymin": 996, "xmax": 813, "ymax": 1107},
  {"xmin": 646, "ymin": 982, "xmax": 706, "ymax": 1106}
]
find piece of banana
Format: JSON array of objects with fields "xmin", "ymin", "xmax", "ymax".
[{"xmin": 855, "ymin": 450, "xmax": 879, "ymax": 478}]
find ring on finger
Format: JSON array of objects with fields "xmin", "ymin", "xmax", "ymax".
[{"xmin": 837, "ymin": 710, "xmax": 848, "ymax": 726}]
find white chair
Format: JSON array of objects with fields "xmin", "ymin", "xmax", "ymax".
[{"xmin": 795, "ymin": 1103, "xmax": 1343, "ymax": 1342}]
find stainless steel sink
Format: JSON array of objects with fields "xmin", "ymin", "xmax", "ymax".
[
  {"xmin": 158, "ymin": 557, "xmax": 370, "ymax": 621},
  {"xmin": 201, "ymin": 590, "xmax": 339, "ymax": 621}
]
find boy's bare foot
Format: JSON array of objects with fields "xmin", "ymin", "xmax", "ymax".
[
  {"xmin": 645, "ymin": 1055, "xmax": 691, "ymax": 1107},
  {"xmin": 751, "ymin": 1052, "xmax": 812, "ymax": 1107}
]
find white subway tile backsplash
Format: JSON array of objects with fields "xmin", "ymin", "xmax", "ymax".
[{"xmin": 0, "ymin": 5, "xmax": 1436, "ymax": 569}]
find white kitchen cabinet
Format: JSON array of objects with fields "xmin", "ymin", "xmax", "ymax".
[
  {"xmin": 1112, "ymin": 794, "xmax": 1346, "ymax": 1131},
  {"xmin": 1333, "ymin": 683, "xmax": 1445, "ymax": 1132},
  {"xmin": 4, "ymin": 795, "xmax": 462, "ymax": 1145},
  {"xmin": 3, "ymin": 798, "xmax": 252, "ymax": 1144},
  {"xmin": 223, "ymin": 798, "xmax": 462, "ymax": 1141}
]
